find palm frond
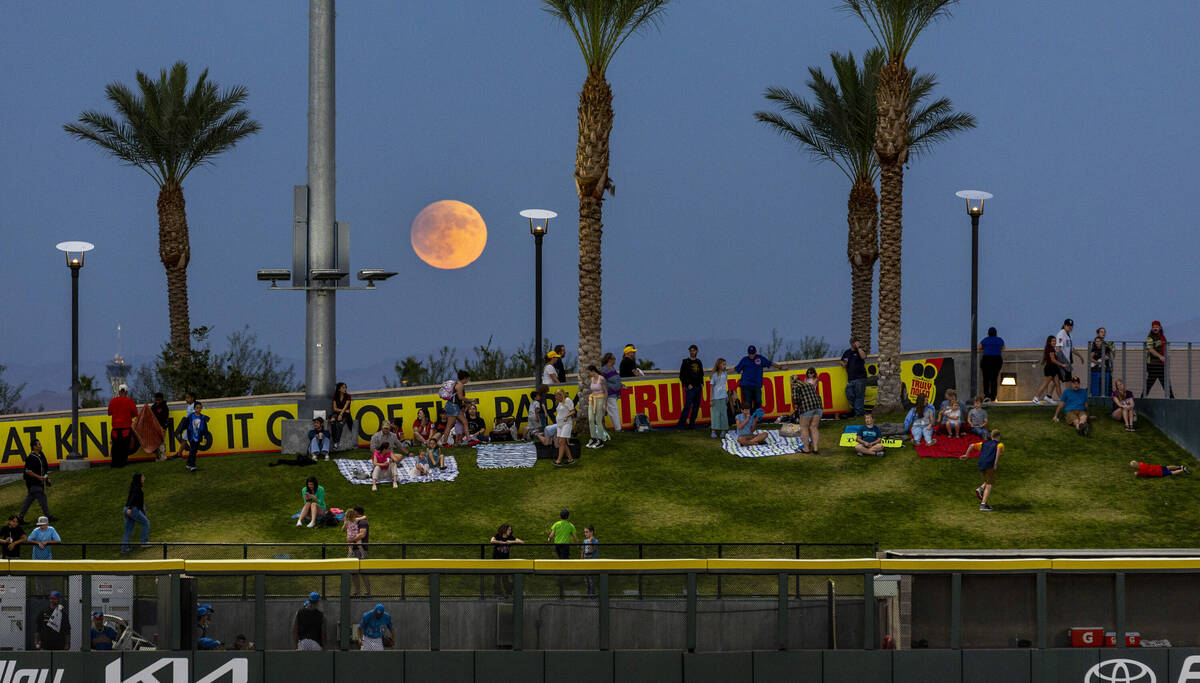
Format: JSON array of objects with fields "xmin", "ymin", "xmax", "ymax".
[
  {"xmin": 543, "ymin": 0, "xmax": 671, "ymax": 76},
  {"xmin": 64, "ymin": 61, "xmax": 260, "ymax": 187},
  {"xmin": 906, "ymin": 69, "xmax": 976, "ymax": 157},
  {"xmin": 839, "ymin": 0, "xmax": 958, "ymax": 62}
]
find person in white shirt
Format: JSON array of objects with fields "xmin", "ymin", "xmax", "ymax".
[
  {"xmin": 1053, "ymin": 318, "xmax": 1082, "ymax": 391},
  {"xmin": 553, "ymin": 389, "xmax": 576, "ymax": 466}
]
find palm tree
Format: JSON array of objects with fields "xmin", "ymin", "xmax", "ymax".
[
  {"xmin": 542, "ymin": 0, "xmax": 671, "ymax": 412},
  {"xmin": 755, "ymin": 49, "xmax": 975, "ymax": 353},
  {"xmin": 841, "ymin": 0, "xmax": 958, "ymax": 411},
  {"xmin": 65, "ymin": 62, "xmax": 261, "ymax": 356}
]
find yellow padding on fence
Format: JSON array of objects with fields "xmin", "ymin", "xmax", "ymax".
[
  {"xmin": 878, "ymin": 559, "xmax": 1052, "ymax": 572},
  {"xmin": 1051, "ymin": 558, "xmax": 1200, "ymax": 571},
  {"xmin": 8, "ymin": 560, "xmax": 128, "ymax": 573},
  {"xmin": 534, "ymin": 559, "xmax": 708, "ymax": 572},
  {"xmin": 184, "ymin": 559, "xmax": 359, "ymax": 573},
  {"xmin": 359, "ymin": 559, "xmax": 535, "ymax": 571},
  {"xmin": 706, "ymin": 559, "xmax": 880, "ymax": 571}
]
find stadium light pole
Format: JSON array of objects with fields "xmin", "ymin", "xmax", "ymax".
[
  {"xmin": 56, "ymin": 240, "xmax": 94, "ymax": 459},
  {"xmin": 522, "ymin": 209, "xmax": 556, "ymax": 381},
  {"xmin": 955, "ymin": 190, "xmax": 993, "ymax": 401}
]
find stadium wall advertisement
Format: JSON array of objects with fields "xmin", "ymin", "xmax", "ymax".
[
  {"xmin": 1, "ymin": 648, "xmax": 1198, "ymax": 682},
  {"xmin": 0, "ymin": 357, "xmax": 956, "ymax": 468}
]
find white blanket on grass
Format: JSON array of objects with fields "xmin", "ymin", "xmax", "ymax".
[
  {"xmin": 475, "ymin": 442, "xmax": 537, "ymax": 469},
  {"xmin": 722, "ymin": 430, "xmax": 807, "ymax": 458},
  {"xmin": 334, "ymin": 456, "xmax": 458, "ymax": 484}
]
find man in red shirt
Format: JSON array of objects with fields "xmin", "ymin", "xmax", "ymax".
[
  {"xmin": 1130, "ymin": 460, "xmax": 1189, "ymax": 478},
  {"xmin": 107, "ymin": 386, "xmax": 138, "ymax": 468}
]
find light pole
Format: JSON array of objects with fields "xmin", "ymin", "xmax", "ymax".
[
  {"xmin": 56, "ymin": 240, "xmax": 94, "ymax": 459},
  {"xmin": 955, "ymin": 190, "xmax": 992, "ymax": 401},
  {"xmin": 521, "ymin": 209, "xmax": 556, "ymax": 381}
]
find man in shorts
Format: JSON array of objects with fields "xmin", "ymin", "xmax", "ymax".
[
  {"xmin": 1130, "ymin": 461, "xmax": 1190, "ymax": 478},
  {"xmin": 1053, "ymin": 376, "xmax": 1093, "ymax": 436},
  {"xmin": 961, "ymin": 429, "xmax": 1003, "ymax": 511},
  {"xmin": 1055, "ymin": 319, "xmax": 1081, "ymax": 383}
]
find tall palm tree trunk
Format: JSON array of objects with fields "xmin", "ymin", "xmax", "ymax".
[
  {"xmin": 575, "ymin": 73, "xmax": 613, "ymax": 423},
  {"xmin": 847, "ymin": 180, "xmax": 879, "ymax": 351},
  {"xmin": 157, "ymin": 184, "xmax": 192, "ymax": 356},
  {"xmin": 873, "ymin": 61, "xmax": 910, "ymax": 412}
]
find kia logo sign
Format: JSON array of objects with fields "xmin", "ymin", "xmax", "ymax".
[{"xmin": 1085, "ymin": 658, "xmax": 1155, "ymax": 683}]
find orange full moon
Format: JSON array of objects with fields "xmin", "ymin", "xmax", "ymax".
[{"xmin": 410, "ymin": 200, "xmax": 488, "ymax": 269}]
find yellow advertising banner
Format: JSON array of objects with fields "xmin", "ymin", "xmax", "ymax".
[{"xmin": 0, "ymin": 356, "xmax": 955, "ymax": 469}]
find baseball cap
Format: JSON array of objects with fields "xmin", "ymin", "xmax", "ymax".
[
  {"xmin": 622, "ymin": 345, "xmax": 637, "ymax": 353},
  {"xmin": 546, "ymin": 350, "xmax": 561, "ymax": 359},
  {"xmin": 92, "ymin": 610, "xmax": 104, "ymax": 619},
  {"xmin": 374, "ymin": 603, "xmax": 385, "ymax": 614},
  {"xmin": 747, "ymin": 345, "xmax": 757, "ymax": 354},
  {"xmin": 1071, "ymin": 376, "xmax": 1081, "ymax": 383},
  {"xmin": 197, "ymin": 604, "xmax": 213, "ymax": 617},
  {"xmin": 308, "ymin": 591, "xmax": 321, "ymax": 603},
  {"xmin": 1063, "ymin": 318, "xmax": 1074, "ymax": 327},
  {"xmin": 49, "ymin": 590, "xmax": 61, "ymax": 599},
  {"xmin": 36, "ymin": 516, "xmax": 48, "ymax": 525}
]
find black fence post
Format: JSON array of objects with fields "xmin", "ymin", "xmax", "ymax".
[
  {"xmin": 716, "ymin": 544, "xmax": 723, "ymax": 599},
  {"xmin": 637, "ymin": 544, "xmax": 644, "ymax": 600},
  {"xmin": 429, "ymin": 573, "xmax": 441, "ymax": 651},
  {"xmin": 686, "ymin": 571, "xmax": 697, "ymax": 653}
]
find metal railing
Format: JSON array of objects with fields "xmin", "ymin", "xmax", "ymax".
[{"xmin": 1088, "ymin": 340, "xmax": 1197, "ymax": 399}]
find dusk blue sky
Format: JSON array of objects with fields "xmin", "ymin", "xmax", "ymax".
[{"xmin": 4, "ymin": 1, "xmax": 1198, "ymax": 392}]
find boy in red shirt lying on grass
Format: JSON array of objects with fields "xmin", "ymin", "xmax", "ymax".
[{"xmin": 1130, "ymin": 461, "xmax": 1190, "ymax": 478}]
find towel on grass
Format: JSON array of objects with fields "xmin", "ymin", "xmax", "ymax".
[
  {"xmin": 914, "ymin": 434, "xmax": 982, "ymax": 458},
  {"xmin": 476, "ymin": 442, "xmax": 537, "ymax": 469},
  {"xmin": 722, "ymin": 430, "xmax": 807, "ymax": 458},
  {"xmin": 334, "ymin": 456, "xmax": 459, "ymax": 484}
]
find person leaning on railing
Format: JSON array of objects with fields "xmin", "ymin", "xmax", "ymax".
[{"xmin": 1143, "ymin": 320, "xmax": 1175, "ymax": 398}]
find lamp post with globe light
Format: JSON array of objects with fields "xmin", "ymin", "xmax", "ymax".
[
  {"xmin": 521, "ymin": 209, "xmax": 555, "ymax": 381},
  {"xmin": 56, "ymin": 240, "xmax": 94, "ymax": 459},
  {"xmin": 955, "ymin": 190, "xmax": 993, "ymax": 400}
]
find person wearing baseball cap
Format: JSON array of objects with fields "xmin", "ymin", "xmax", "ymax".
[
  {"xmin": 196, "ymin": 603, "xmax": 222, "ymax": 650},
  {"xmin": 619, "ymin": 345, "xmax": 644, "ymax": 378},
  {"xmin": 734, "ymin": 345, "xmax": 779, "ymax": 410},
  {"xmin": 35, "ymin": 590, "xmax": 70, "ymax": 650},
  {"xmin": 27, "ymin": 516, "xmax": 60, "ymax": 560},
  {"xmin": 1053, "ymin": 375, "xmax": 1094, "ymax": 436},
  {"xmin": 551, "ymin": 344, "xmax": 568, "ymax": 385},
  {"xmin": 359, "ymin": 603, "xmax": 393, "ymax": 651},
  {"xmin": 1054, "ymin": 319, "xmax": 1080, "ymax": 386},
  {"xmin": 542, "ymin": 350, "xmax": 562, "ymax": 384},
  {"xmin": 292, "ymin": 590, "xmax": 326, "ymax": 650},
  {"xmin": 90, "ymin": 610, "xmax": 119, "ymax": 650}
]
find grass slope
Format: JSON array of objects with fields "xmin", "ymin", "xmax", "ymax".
[{"xmin": 1, "ymin": 407, "xmax": 1194, "ymax": 557}]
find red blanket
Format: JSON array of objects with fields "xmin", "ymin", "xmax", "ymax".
[{"xmin": 914, "ymin": 434, "xmax": 982, "ymax": 458}]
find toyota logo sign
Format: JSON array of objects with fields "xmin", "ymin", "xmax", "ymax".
[{"xmin": 1085, "ymin": 658, "xmax": 1155, "ymax": 683}]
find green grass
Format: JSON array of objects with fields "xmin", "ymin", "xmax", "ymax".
[{"xmin": 2, "ymin": 406, "xmax": 1196, "ymax": 558}]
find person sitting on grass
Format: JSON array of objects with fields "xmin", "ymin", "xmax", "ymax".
[
  {"xmin": 297, "ymin": 476, "xmax": 326, "ymax": 528},
  {"xmin": 733, "ymin": 405, "xmax": 769, "ymax": 447},
  {"xmin": 960, "ymin": 429, "xmax": 1002, "ymax": 512},
  {"xmin": 1111, "ymin": 379, "xmax": 1137, "ymax": 432},
  {"xmin": 940, "ymin": 399, "xmax": 963, "ymax": 438},
  {"xmin": 465, "ymin": 404, "xmax": 489, "ymax": 446},
  {"xmin": 1053, "ymin": 376, "xmax": 1093, "ymax": 436},
  {"xmin": 967, "ymin": 396, "xmax": 989, "ymax": 439},
  {"xmin": 904, "ymin": 395, "xmax": 937, "ymax": 447},
  {"xmin": 308, "ymin": 417, "xmax": 331, "ymax": 461},
  {"xmin": 414, "ymin": 448, "xmax": 433, "ymax": 477},
  {"xmin": 370, "ymin": 421, "xmax": 407, "ymax": 454},
  {"xmin": 936, "ymin": 389, "xmax": 959, "ymax": 432},
  {"xmin": 371, "ymin": 443, "xmax": 398, "ymax": 491},
  {"xmin": 1130, "ymin": 460, "xmax": 1190, "ymax": 478},
  {"xmin": 854, "ymin": 413, "xmax": 884, "ymax": 456},
  {"xmin": 412, "ymin": 408, "xmax": 435, "ymax": 448}
]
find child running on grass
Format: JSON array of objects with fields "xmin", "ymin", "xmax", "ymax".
[
  {"xmin": 581, "ymin": 525, "xmax": 599, "ymax": 596},
  {"xmin": 1130, "ymin": 461, "xmax": 1190, "ymax": 478},
  {"xmin": 960, "ymin": 429, "xmax": 1002, "ymax": 511}
]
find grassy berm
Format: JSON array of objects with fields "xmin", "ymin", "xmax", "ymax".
[{"xmin": 1, "ymin": 406, "xmax": 1194, "ymax": 558}]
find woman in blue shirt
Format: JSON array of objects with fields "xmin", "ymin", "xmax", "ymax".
[{"xmin": 977, "ymin": 327, "xmax": 1005, "ymax": 403}]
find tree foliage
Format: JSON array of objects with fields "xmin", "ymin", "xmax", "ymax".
[
  {"xmin": 387, "ymin": 338, "xmax": 580, "ymax": 387},
  {"xmin": 0, "ymin": 365, "xmax": 25, "ymax": 414},
  {"xmin": 129, "ymin": 326, "xmax": 298, "ymax": 402}
]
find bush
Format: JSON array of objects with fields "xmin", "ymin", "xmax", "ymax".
[{"xmin": 129, "ymin": 326, "xmax": 299, "ymax": 401}]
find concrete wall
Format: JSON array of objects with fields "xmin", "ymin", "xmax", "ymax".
[{"xmin": 1133, "ymin": 398, "xmax": 1200, "ymax": 457}]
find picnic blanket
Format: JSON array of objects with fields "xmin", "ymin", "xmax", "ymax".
[
  {"xmin": 722, "ymin": 430, "xmax": 807, "ymax": 458},
  {"xmin": 333, "ymin": 456, "xmax": 459, "ymax": 484},
  {"xmin": 475, "ymin": 442, "xmax": 537, "ymax": 469},
  {"xmin": 914, "ymin": 434, "xmax": 982, "ymax": 458},
  {"xmin": 838, "ymin": 433, "xmax": 905, "ymax": 448}
]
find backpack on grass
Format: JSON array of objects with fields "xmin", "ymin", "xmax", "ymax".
[{"xmin": 634, "ymin": 414, "xmax": 652, "ymax": 432}]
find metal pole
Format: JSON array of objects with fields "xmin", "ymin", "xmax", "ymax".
[
  {"xmin": 534, "ymin": 231, "xmax": 543, "ymax": 382},
  {"xmin": 1114, "ymin": 572, "xmax": 1126, "ymax": 649},
  {"xmin": 70, "ymin": 265, "xmax": 81, "ymax": 457},
  {"xmin": 777, "ymin": 573, "xmax": 789, "ymax": 650},
  {"xmin": 685, "ymin": 572, "xmax": 697, "ymax": 652},
  {"xmin": 254, "ymin": 574, "xmax": 266, "ymax": 651},
  {"xmin": 863, "ymin": 571, "xmax": 875, "ymax": 650},
  {"xmin": 302, "ymin": 0, "xmax": 337, "ymax": 416},
  {"xmin": 598, "ymin": 573, "xmax": 610, "ymax": 651},
  {"xmin": 1035, "ymin": 572, "xmax": 1047, "ymax": 649},
  {"xmin": 969, "ymin": 213, "xmax": 980, "ymax": 400},
  {"xmin": 513, "ymin": 572, "xmax": 524, "ymax": 651},
  {"xmin": 950, "ymin": 572, "xmax": 962, "ymax": 649}
]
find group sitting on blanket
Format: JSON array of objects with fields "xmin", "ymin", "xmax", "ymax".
[{"xmin": 903, "ymin": 390, "xmax": 989, "ymax": 447}]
